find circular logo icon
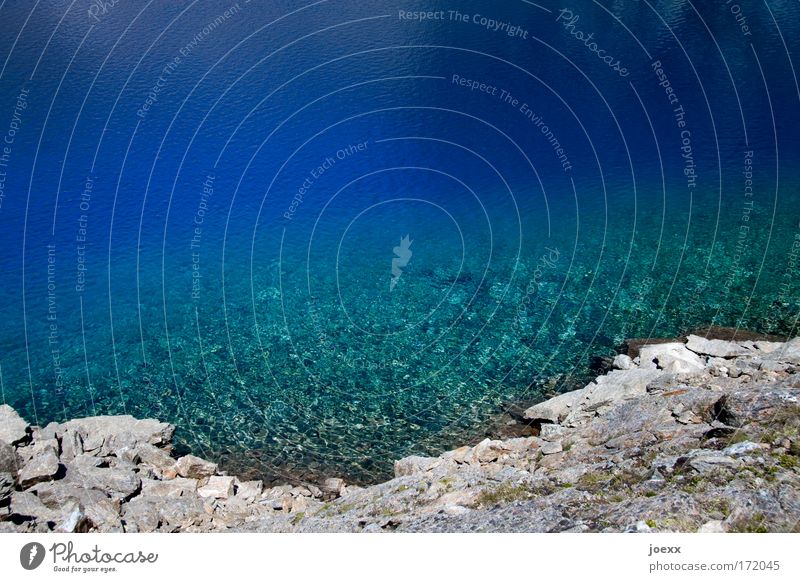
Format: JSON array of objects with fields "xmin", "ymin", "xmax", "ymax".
[{"xmin": 20, "ymin": 542, "xmax": 45, "ymax": 570}]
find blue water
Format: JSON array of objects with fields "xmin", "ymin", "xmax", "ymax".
[{"xmin": 0, "ymin": 0, "xmax": 798, "ymax": 483}]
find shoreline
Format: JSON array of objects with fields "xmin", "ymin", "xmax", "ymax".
[{"xmin": 2, "ymin": 330, "xmax": 799, "ymax": 532}]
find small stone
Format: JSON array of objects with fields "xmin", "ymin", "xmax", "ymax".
[
  {"xmin": 539, "ymin": 423, "xmax": 567, "ymax": 441},
  {"xmin": 290, "ymin": 495, "xmax": 310, "ymax": 513},
  {"xmin": 18, "ymin": 450, "xmax": 61, "ymax": 488},
  {"xmin": 697, "ymin": 520, "xmax": 726, "ymax": 533},
  {"xmin": 540, "ymin": 441, "xmax": 563, "ymax": 455},
  {"xmin": 442, "ymin": 446, "xmax": 472, "ymax": 463},
  {"xmin": 675, "ymin": 410, "xmax": 702, "ymax": 425},
  {"xmin": 394, "ymin": 456, "xmax": 441, "ymax": 477},
  {"xmin": 197, "ymin": 475, "xmax": 235, "ymax": 499},
  {"xmin": 234, "ymin": 480, "xmax": 263, "ymax": 502},
  {"xmin": 643, "ymin": 469, "xmax": 666, "ymax": 491},
  {"xmin": 176, "ymin": 454, "xmax": 217, "ymax": 479},
  {"xmin": 613, "ymin": 354, "xmax": 635, "ymax": 370},
  {"xmin": 136, "ymin": 443, "xmax": 178, "ymax": 478},
  {"xmin": 305, "ymin": 483, "xmax": 323, "ymax": 498},
  {"xmin": 320, "ymin": 477, "xmax": 346, "ymax": 496},
  {"xmin": 0, "ymin": 405, "xmax": 29, "ymax": 445},
  {"xmin": 443, "ymin": 505, "xmax": 470, "ymax": 516},
  {"xmin": 60, "ymin": 428, "xmax": 86, "ymax": 461},
  {"xmin": 54, "ymin": 503, "xmax": 91, "ymax": 533},
  {"xmin": 686, "ymin": 453, "xmax": 739, "ymax": 473},
  {"xmin": 721, "ymin": 441, "xmax": 762, "ymax": 457},
  {"xmin": 473, "ymin": 439, "xmax": 506, "ymax": 463}
]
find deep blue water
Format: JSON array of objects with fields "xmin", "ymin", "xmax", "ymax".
[{"xmin": 0, "ymin": 0, "xmax": 798, "ymax": 483}]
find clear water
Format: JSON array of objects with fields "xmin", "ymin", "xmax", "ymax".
[{"xmin": 0, "ymin": 1, "xmax": 798, "ymax": 483}]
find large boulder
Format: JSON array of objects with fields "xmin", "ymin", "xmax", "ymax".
[
  {"xmin": 175, "ymin": 454, "xmax": 217, "ymax": 479},
  {"xmin": 639, "ymin": 343, "xmax": 706, "ymax": 374},
  {"xmin": 57, "ymin": 415, "xmax": 174, "ymax": 452},
  {"xmin": 7, "ymin": 490, "xmax": 59, "ymax": 523},
  {"xmin": 0, "ymin": 439, "xmax": 20, "ymax": 473},
  {"xmin": 136, "ymin": 443, "xmax": 178, "ymax": 478},
  {"xmin": 17, "ymin": 450, "xmax": 61, "ymax": 488},
  {"xmin": 197, "ymin": 476, "xmax": 234, "ymax": 499},
  {"xmin": 395, "ymin": 456, "xmax": 442, "ymax": 477},
  {"xmin": 141, "ymin": 477, "xmax": 198, "ymax": 498},
  {"xmin": 686, "ymin": 335, "xmax": 751, "ymax": 358},
  {"xmin": 580, "ymin": 368, "xmax": 662, "ymax": 413},
  {"xmin": 122, "ymin": 496, "xmax": 210, "ymax": 532},
  {"xmin": 0, "ymin": 405, "xmax": 29, "ymax": 445},
  {"xmin": 234, "ymin": 480, "xmax": 263, "ymax": 503},
  {"xmin": 64, "ymin": 456, "xmax": 141, "ymax": 501},
  {"xmin": 523, "ymin": 389, "xmax": 586, "ymax": 424}
]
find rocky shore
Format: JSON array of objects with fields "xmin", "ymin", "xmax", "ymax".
[{"xmin": 2, "ymin": 334, "xmax": 799, "ymax": 533}]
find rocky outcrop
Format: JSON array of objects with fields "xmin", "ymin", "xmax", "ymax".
[
  {"xmin": 0, "ymin": 412, "xmax": 342, "ymax": 532},
  {"xmin": 2, "ymin": 334, "xmax": 799, "ymax": 533}
]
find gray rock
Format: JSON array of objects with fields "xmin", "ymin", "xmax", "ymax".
[
  {"xmin": 85, "ymin": 499, "xmax": 125, "ymax": 532},
  {"xmin": 54, "ymin": 502, "xmax": 91, "ymax": 533},
  {"xmin": 234, "ymin": 480, "xmax": 263, "ymax": 502},
  {"xmin": 772, "ymin": 338, "xmax": 800, "ymax": 364},
  {"xmin": 31, "ymin": 481, "xmax": 121, "ymax": 532},
  {"xmin": 697, "ymin": 520, "xmax": 726, "ymax": 533},
  {"xmin": 523, "ymin": 389, "xmax": 586, "ymax": 423},
  {"xmin": 58, "ymin": 415, "xmax": 174, "ymax": 450},
  {"xmin": 59, "ymin": 427, "xmax": 85, "ymax": 461},
  {"xmin": 539, "ymin": 424, "xmax": 567, "ymax": 441},
  {"xmin": 613, "ymin": 354, "xmax": 635, "ymax": 370},
  {"xmin": 754, "ymin": 341, "xmax": 782, "ymax": 353},
  {"xmin": 18, "ymin": 450, "xmax": 61, "ymax": 488},
  {"xmin": 17, "ymin": 438, "xmax": 60, "ymax": 463},
  {"xmin": 686, "ymin": 335, "xmax": 751, "ymax": 358},
  {"xmin": 0, "ymin": 405, "xmax": 29, "ymax": 445},
  {"xmin": 8, "ymin": 490, "xmax": 59, "ymax": 523},
  {"xmin": 176, "ymin": 454, "xmax": 217, "ymax": 479},
  {"xmin": 722, "ymin": 441, "xmax": 762, "ymax": 457},
  {"xmin": 141, "ymin": 477, "xmax": 198, "ymax": 498},
  {"xmin": 197, "ymin": 475, "xmax": 235, "ymax": 499},
  {"xmin": 320, "ymin": 477, "xmax": 346, "ymax": 498},
  {"xmin": 685, "ymin": 453, "xmax": 740, "ymax": 473},
  {"xmin": 472, "ymin": 439, "xmax": 508, "ymax": 463},
  {"xmin": 0, "ymin": 471, "xmax": 14, "ymax": 503},
  {"xmin": 64, "ymin": 457, "xmax": 141, "ymax": 501},
  {"xmin": 137, "ymin": 443, "xmax": 178, "ymax": 478},
  {"xmin": 122, "ymin": 496, "xmax": 209, "ymax": 532},
  {"xmin": 540, "ymin": 441, "xmax": 563, "ymax": 455},
  {"xmin": 639, "ymin": 342, "xmax": 704, "ymax": 373},
  {"xmin": 0, "ymin": 439, "xmax": 20, "ymax": 473},
  {"xmin": 581, "ymin": 368, "xmax": 662, "ymax": 413},
  {"xmin": 395, "ymin": 456, "xmax": 441, "ymax": 477}
]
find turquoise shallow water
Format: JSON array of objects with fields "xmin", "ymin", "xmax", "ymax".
[{"xmin": 0, "ymin": 1, "xmax": 798, "ymax": 483}]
